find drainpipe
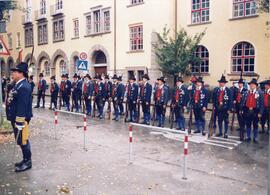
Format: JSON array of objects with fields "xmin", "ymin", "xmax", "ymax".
[{"xmin": 113, "ymin": 0, "xmax": 117, "ymax": 74}]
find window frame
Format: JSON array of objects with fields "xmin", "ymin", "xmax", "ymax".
[
  {"xmin": 191, "ymin": 0, "xmax": 210, "ymax": 24},
  {"xmin": 44, "ymin": 61, "xmax": 50, "ymax": 76},
  {"xmin": 129, "ymin": 25, "xmax": 143, "ymax": 52},
  {"xmin": 38, "ymin": 23, "xmax": 48, "ymax": 45},
  {"xmin": 130, "ymin": 0, "xmax": 144, "ymax": 6},
  {"xmin": 53, "ymin": 18, "xmax": 64, "ymax": 42},
  {"xmin": 232, "ymin": 0, "xmax": 257, "ymax": 18},
  {"xmin": 24, "ymin": 26, "xmax": 34, "ymax": 47},
  {"xmin": 192, "ymin": 45, "xmax": 209, "ymax": 74}
]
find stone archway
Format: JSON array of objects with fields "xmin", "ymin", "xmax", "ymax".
[
  {"xmin": 37, "ymin": 51, "xmax": 51, "ymax": 81},
  {"xmin": 89, "ymin": 45, "xmax": 110, "ymax": 76},
  {"xmin": 0, "ymin": 58, "xmax": 6, "ymax": 77},
  {"xmin": 51, "ymin": 49, "xmax": 68, "ymax": 81},
  {"xmin": 24, "ymin": 53, "xmax": 37, "ymax": 77},
  {"xmin": 6, "ymin": 56, "xmax": 14, "ymax": 77}
]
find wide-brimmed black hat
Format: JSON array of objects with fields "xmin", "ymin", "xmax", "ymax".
[
  {"xmin": 84, "ymin": 74, "xmax": 91, "ymax": 79},
  {"xmin": 65, "ymin": 74, "xmax": 69, "ymax": 79},
  {"xmin": 117, "ymin": 76, "xmax": 122, "ymax": 81},
  {"xmin": 50, "ymin": 76, "xmax": 56, "ymax": 80},
  {"xmin": 157, "ymin": 76, "xmax": 166, "ymax": 83},
  {"xmin": 61, "ymin": 74, "xmax": 65, "ymax": 78},
  {"xmin": 11, "ymin": 62, "xmax": 29, "ymax": 74},
  {"xmin": 264, "ymin": 80, "xmax": 270, "ymax": 86},
  {"xmin": 249, "ymin": 78, "xmax": 258, "ymax": 86},
  {"xmin": 129, "ymin": 75, "xmax": 136, "ymax": 81},
  {"xmin": 142, "ymin": 74, "xmax": 150, "ymax": 80},
  {"xmin": 29, "ymin": 75, "xmax": 34, "ymax": 80},
  {"xmin": 218, "ymin": 75, "xmax": 228, "ymax": 83},
  {"xmin": 176, "ymin": 76, "xmax": 184, "ymax": 83},
  {"xmin": 105, "ymin": 74, "xmax": 110, "ymax": 79},
  {"xmin": 73, "ymin": 73, "xmax": 78, "ymax": 78},
  {"xmin": 95, "ymin": 75, "xmax": 102, "ymax": 80},
  {"xmin": 39, "ymin": 73, "xmax": 44, "ymax": 77},
  {"xmin": 112, "ymin": 74, "xmax": 118, "ymax": 80},
  {"xmin": 238, "ymin": 78, "xmax": 244, "ymax": 84},
  {"xmin": 196, "ymin": 77, "xmax": 204, "ymax": 84}
]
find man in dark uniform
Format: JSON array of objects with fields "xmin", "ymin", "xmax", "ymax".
[
  {"xmin": 28, "ymin": 75, "xmax": 35, "ymax": 95},
  {"xmin": 35, "ymin": 73, "xmax": 46, "ymax": 108},
  {"xmin": 172, "ymin": 77, "xmax": 188, "ymax": 130},
  {"xmin": 50, "ymin": 76, "xmax": 59, "ymax": 110},
  {"xmin": 111, "ymin": 74, "xmax": 123, "ymax": 121},
  {"xmin": 71, "ymin": 74, "xmax": 82, "ymax": 112},
  {"xmin": 59, "ymin": 74, "xmax": 66, "ymax": 107},
  {"xmin": 94, "ymin": 75, "xmax": 106, "ymax": 119},
  {"xmin": 117, "ymin": 76, "xmax": 125, "ymax": 115},
  {"xmin": 104, "ymin": 75, "xmax": 112, "ymax": 113},
  {"xmin": 232, "ymin": 78, "xmax": 247, "ymax": 140},
  {"xmin": 190, "ymin": 77, "xmax": 208, "ymax": 136},
  {"xmin": 212, "ymin": 75, "xmax": 233, "ymax": 138},
  {"xmin": 260, "ymin": 80, "xmax": 270, "ymax": 134},
  {"xmin": 63, "ymin": 74, "xmax": 72, "ymax": 111},
  {"xmin": 83, "ymin": 74, "xmax": 93, "ymax": 116},
  {"xmin": 126, "ymin": 76, "xmax": 139, "ymax": 122},
  {"xmin": 139, "ymin": 74, "xmax": 152, "ymax": 125},
  {"xmin": 6, "ymin": 62, "xmax": 33, "ymax": 172},
  {"xmin": 77, "ymin": 75, "xmax": 83, "ymax": 108},
  {"xmin": 240, "ymin": 78, "xmax": 264, "ymax": 143},
  {"xmin": 154, "ymin": 76, "xmax": 169, "ymax": 127}
]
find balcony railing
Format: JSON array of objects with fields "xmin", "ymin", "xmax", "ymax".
[
  {"xmin": 22, "ymin": 15, "xmax": 32, "ymax": 25},
  {"xmin": 50, "ymin": 4, "xmax": 63, "ymax": 16},
  {"xmin": 35, "ymin": 9, "xmax": 47, "ymax": 21}
]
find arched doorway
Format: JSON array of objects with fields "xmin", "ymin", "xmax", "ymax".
[
  {"xmin": 51, "ymin": 49, "xmax": 68, "ymax": 81},
  {"xmin": 73, "ymin": 56, "xmax": 79, "ymax": 74},
  {"xmin": 7, "ymin": 57, "xmax": 14, "ymax": 77},
  {"xmin": 92, "ymin": 50, "xmax": 107, "ymax": 76},
  {"xmin": 0, "ymin": 59, "xmax": 6, "ymax": 77}
]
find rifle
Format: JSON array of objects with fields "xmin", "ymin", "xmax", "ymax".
[
  {"xmin": 208, "ymin": 105, "xmax": 215, "ymax": 137},
  {"xmin": 107, "ymin": 98, "xmax": 111, "ymax": 120},
  {"xmin": 230, "ymin": 103, "xmax": 236, "ymax": 131},
  {"xmin": 124, "ymin": 100, "xmax": 128, "ymax": 122},
  {"xmin": 152, "ymin": 102, "xmax": 156, "ymax": 126},
  {"xmin": 93, "ymin": 96, "xmax": 96, "ymax": 117},
  {"xmin": 170, "ymin": 103, "xmax": 175, "ymax": 129},
  {"xmin": 136, "ymin": 100, "xmax": 140, "ymax": 123},
  {"xmin": 71, "ymin": 91, "xmax": 74, "ymax": 112},
  {"xmin": 188, "ymin": 105, "xmax": 193, "ymax": 134}
]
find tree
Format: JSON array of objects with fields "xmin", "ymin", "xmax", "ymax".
[
  {"xmin": 258, "ymin": 0, "xmax": 269, "ymax": 13},
  {"xmin": 0, "ymin": 0, "xmax": 17, "ymax": 20},
  {"xmin": 153, "ymin": 27, "xmax": 205, "ymax": 78}
]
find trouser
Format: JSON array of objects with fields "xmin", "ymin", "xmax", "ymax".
[
  {"xmin": 96, "ymin": 97, "xmax": 104, "ymax": 117},
  {"xmin": 128, "ymin": 100, "xmax": 137, "ymax": 122},
  {"xmin": 175, "ymin": 105, "xmax": 185, "ymax": 130},
  {"xmin": 51, "ymin": 95, "xmax": 58, "ymax": 109},
  {"xmin": 261, "ymin": 108, "xmax": 270, "ymax": 132},
  {"xmin": 119, "ymin": 101, "xmax": 124, "ymax": 114},
  {"xmin": 12, "ymin": 120, "xmax": 32, "ymax": 161},
  {"xmin": 142, "ymin": 101, "xmax": 151, "ymax": 124},
  {"xmin": 85, "ymin": 97, "xmax": 92, "ymax": 115},
  {"xmin": 213, "ymin": 109, "xmax": 218, "ymax": 134},
  {"xmin": 217, "ymin": 107, "xmax": 229, "ymax": 135},
  {"xmin": 244, "ymin": 108, "xmax": 259, "ymax": 140},
  {"xmin": 236, "ymin": 105, "xmax": 245, "ymax": 140},
  {"xmin": 37, "ymin": 90, "xmax": 45, "ymax": 107},
  {"xmin": 193, "ymin": 106, "xmax": 206, "ymax": 133},
  {"xmin": 155, "ymin": 103, "xmax": 166, "ymax": 127},
  {"xmin": 72, "ymin": 94, "xmax": 80, "ymax": 111},
  {"xmin": 113, "ymin": 100, "xmax": 120, "ymax": 119},
  {"xmin": 63, "ymin": 94, "xmax": 70, "ymax": 110}
]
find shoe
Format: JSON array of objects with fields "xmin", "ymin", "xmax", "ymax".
[
  {"xmin": 253, "ymin": 139, "xmax": 258, "ymax": 143},
  {"xmin": 215, "ymin": 133, "xmax": 222, "ymax": 137},
  {"xmin": 245, "ymin": 138, "xmax": 251, "ymax": 142},
  {"xmin": 112, "ymin": 118, "xmax": 116, "ymax": 120},
  {"xmin": 202, "ymin": 132, "xmax": 206, "ymax": 136},
  {"xmin": 15, "ymin": 160, "xmax": 32, "ymax": 173},
  {"xmin": 259, "ymin": 130, "xmax": 265, "ymax": 134},
  {"xmin": 240, "ymin": 137, "xmax": 244, "ymax": 141},
  {"xmin": 146, "ymin": 122, "xmax": 150, "ymax": 125},
  {"xmin": 14, "ymin": 159, "xmax": 24, "ymax": 167},
  {"xmin": 224, "ymin": 134, "xmax": 228, "ymax": 139},
  {"xmin": 34, "ymin": 105, "xmax": 39, "ymax": 108},
  {"xmin": 194, "ymin": 130, "xmax": 200, "ymax": 134}
]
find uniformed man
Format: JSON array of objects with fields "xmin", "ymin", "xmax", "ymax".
[
  {"xmin": 232, "ymin": 78, "xmax": 247, "ymax": 141},
  {"xmin": 260, "ymin": 80, "xmax": 270, "ymax": 134},
  {"xmin": 154, "ymin": 76, "xmax": 169, "ymax": 127},
  {"xmin": 212, "ymin": 75, "xmax": 233, "ymax": 138},
  {"xmin": 28, "ymin": 75, "xmax": 35, "ymax": 95},
  {"xmin": 139, "ymin": 74, "xmax": 152, "ymax": 125},
  {"xmin": 93, "ymin": 75, "xmax": 106, "ymax": 119},
  {"xmin": 6, "ymin": 62, "xmax": 33, "ymax": 172},
  {"xmin": 104, "ymin": 74, "xmax": 112, "ymax": 113},
  {"xmin": 126, "ymin": 75, "xmax": 139, "ymax": 122},
  {"xmin": 190, "ymin": 77, "xmax": 208, "ymax": 135},
  {"xmin": 34, "ymin": 73, "xmax": 46, "ymax": 108},
  {"xmin": 111, "ymin": 75, "xmax": 121, "ymax": 121},
  {"xmin": 117, "ymin": 76, "xmax": 125, "ymax": 115},
  {"xmin": 59, "ymin": 74, "xmax": 66, "ymax": 107},
  {"xmin": 77, "ymin": 75, "xmax": 83, "ymax": 108},
  {"xmin": 240, "ymin": 78, "xmax": 264, "ymax": 143},
  {"xmin": 71, "ymin": 74, "xmax": 82, "ymax": 112},
  {"xmin": 49, "ymin": 76, "xmax": 59, "ymax": 110},
  {"xmin": 63, "ymin": 74, "xmax": 72, "ymax": 111},
  {"xmin": 172, "ymin": 77, "xmax": 188, "ymax": 130},
  {"xmin": 83, "ymin": 74, "xmax": 93, "ymax": 116}
]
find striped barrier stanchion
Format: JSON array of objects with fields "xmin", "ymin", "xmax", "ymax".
[
  {"xmin": 54, "ymin": 111, "xmax": 58, "ymax": 139},
  {"xmin": 129, "ymin": 125, "xmax": 133, "ymax": 164},
  {"xmin": 182, "ymin": 131, "xmax": 188, "ymax": 180},
  {"xmin": 83, "ymin": 114, "xmax": 87, "ymax": 151}
]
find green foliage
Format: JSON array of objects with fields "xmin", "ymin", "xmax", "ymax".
[
  {"xmin": 0, "ymin": 0, "xmax": 17, "ymax": 20},
  {"xmin": 258, "ymin": 0, "xmax": 269, "ymax": 13},
  {"xmin": 153, "ymin": 27, "xmax": 205, "ymax": 77}
]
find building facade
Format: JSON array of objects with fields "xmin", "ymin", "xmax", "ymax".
[{"xmin": 0, "ymin": 0, "xmax": 269, "ymax": 86}]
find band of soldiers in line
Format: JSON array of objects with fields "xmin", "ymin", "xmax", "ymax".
[{"xmin": 2, "ymin": 70, "xmax": 270, "ymax": 144}]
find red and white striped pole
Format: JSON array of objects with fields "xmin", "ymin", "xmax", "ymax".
[
  {"xmin": 54, "ymin": 111, "xmax": 58, "ymax": 139},
  {"xmin": 183, "ymin": 132, "xmax": 188, "ymax": 180},
  {"xmin": 129, "ymin": 125, "xmax": 133, "ymax": 164},
  {"xmin": 83, "ymin": 114, "xmax": 87, "ymax": 150}
]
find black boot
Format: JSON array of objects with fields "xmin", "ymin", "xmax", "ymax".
[
  {"xmin": 14, "ymin": 159, "xmax": 25, "ymax": 167},
  {"xmin": 15, "ymin": 159, "xmax": 32, "ymax": 172}
]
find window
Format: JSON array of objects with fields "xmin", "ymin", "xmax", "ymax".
[
  {"xmin": 73, "ymin": 19, "xmax": 79, "ymax": 38},
  {"xmin": 191, "ymin": 0, "xmax": 210, "ymax": 24},
  {"xmin": 233, "ymin": 0, "xmax": 256, "ymax": 18},
  {"xmin": 60, "ymin": 60, "xmax": 67, "ymax": 75},
  {"xmin": 138, "ymin": 70, "xmax": 144, "ymax": 81},
  {"xmin": 44, "ymin": 61, "xmax": 50, "ymax": 76},
  {"xmin": 56, "ymin": 0, "xmax": 63, "ymax": 10},
  {"xmin": 131, "ymin": 0, "xmax": 144, "ymax": 5},
  {"xmin": 38, "ymin": 23, "xmax": 48, "ymax": 44},
  {"xmin": 104, "ymin": 11, "xmax": 110, "ymax": 32},
  {"xmin": 7, "ymin": 33, "xmax": 12, "ymax": 49},
  {"xmin": 192, "ymin": 46, "xmax": 209, "ymax": 73},
  {"xmin": 24, "ymin": 26, "xmax": 33, "ymax": 47},
  {"xmin": 17, "ymin": 32, "xmax": 21, "ymax": 48},
  {"xmin": 86, "ymin": 15, "xmax": 91, "ymax": 35},
  {"xmin": 40, "ymin": 0, "xmax": 46, "ymax": 15},
  {"xmin": 129, "ymin": 25, "xmax": 143, "ymax": 51},
  {"xmin": 0, "ymin": 21, "xmax": 6, "ymax": 33},
  {"xmin": 25, "ymin": 0, "xmax": 32, "ymax": 22},
  {"xmin": 53, "ymin": 19, "xmax": 64, "ymax": 42},
  {"xmin": 231, "ymin": 42, "xmax": 255, "ymax": 73},
  {"xmin": 93, "ymin": 10, "xmax": 100, "ymax": 33}
]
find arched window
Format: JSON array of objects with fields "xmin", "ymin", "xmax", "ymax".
[
  {"xmin": 231, "ymin": 42, "xmax": 255, "ymax": 73},
  {"xmin": 44, "ymin": 61, "xmax": 50, "ymax": 76},
  {"xmin": 60, "ymin": 60, "xmax": 67, "ymax": 75},
  {"xmin": 192, "ymin": 45, "xmax": 209, "ymax": 73}
]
